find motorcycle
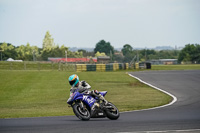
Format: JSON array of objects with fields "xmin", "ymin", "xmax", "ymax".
[{"xmin": 67, "ymin": 89, "xmax": 120, "ymax": 121}]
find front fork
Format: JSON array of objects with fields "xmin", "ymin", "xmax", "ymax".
[
  {"xmin": 68, "ymin": 100, "xmax": 84, "ymax": 109},
  {"xmin": 79, "ymin": 101, "xmax": 84, "ymax": 109}
]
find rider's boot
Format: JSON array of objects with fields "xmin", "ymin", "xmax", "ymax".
[
  {"xmin": 99, "ymin": 95, "xmax": 108, "ymax": 105},
  {"xmin": 92, "ymin": 90, "xmax": 108, "ymax": 105},
  {"xmin": 92, "ymin": 102, "xmax": 100, "ymax": 110}
]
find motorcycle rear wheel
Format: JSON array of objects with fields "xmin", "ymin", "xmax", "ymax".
[
  {"xmin": 73, "ymin": 103, "xmax": 90, "ymax": 121},
  {"xmin": 105, "ymin": 102, "xmax": 120, "ymax": 120}
]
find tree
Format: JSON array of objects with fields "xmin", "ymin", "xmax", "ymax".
[
  {"xmin": 78, "ymin": 49, "xmax": 95, "ymax": 57},
  {"xmin": 78, "ymin": 49, "xmax": 87, "ymax": 57},
  {"xmin": 41, "ymin": 45, "xmax": 63, "ymax": 60},
  {"xmin": 16, "ymin": 43, "xmax": 39, "ymax": 61},
  {"xmin": 139, "ymin": 49, "xmax": 156, "ymax": 61},
  {"xmin": 122, "ymin": 44, "xmax": 133, "ymax": 56},
  {"xmin": 95, "ymin": 51, "xmax": 106, "ymax": 57},
  {"xmin": 41, "ymin": 44, "xmax": 84, "ymax": 60},
  {"xmin": 0, "ymin": 42, "xmax": 17, "ymax": 60},
  {"xmin": 113, "ymin": 53, "xmax": 124, "ymax": 63},
  {"xmin": 123, "ymin": 52, "xmax": 135, "ymax": 63},
  {"xmin": 94, "ymin": 40, "xmax": 114, "ymax": 56},
  {"xmin": 42, "ymin": 31, "xmax": 55, "ymax": 50},
  {"xmin": 178, "ymin": 44, "xmax": 200, "ymax": 63},
  {"xmin": 121, "ymin": 44, "xmax": 136, "ymax": 63}
]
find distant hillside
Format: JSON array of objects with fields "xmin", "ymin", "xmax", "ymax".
[
  {"xmin": 69, "ymin": 47, "xmax": 123, "ymax": 52},
  {"xmin": 155, "ymin": 46, "xmax": 174, "ymax": 50},
  {"xmin": 69, "ymin": 46, "xmax": 183, "ymax": 52},
  {"xmin": 69, "ymin": 47, "xmax": 94, "ymax": 52}
]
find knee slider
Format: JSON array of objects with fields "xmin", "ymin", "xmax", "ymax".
[{"xmin": 94, "ymin": 90, "xmax": 100, "ymax": 95}]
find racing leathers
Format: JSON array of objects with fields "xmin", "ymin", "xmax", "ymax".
[{"xmin": 70, "ymin": 81, "xmax": 108, "ymax": 104}]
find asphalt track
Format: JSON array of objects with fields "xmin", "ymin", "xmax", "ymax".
[{"xmin": 1, "ymin": 70, "xmax": 200, "ymax": 133}]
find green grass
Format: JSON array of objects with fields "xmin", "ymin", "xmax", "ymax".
[
  {"xmin": 1, "ymin": 64, "xmax": 199, "ymax": 118},
  {"xmin": 151, "ymin": 64, "xmax": 200, "ymax": 70},
  {"xmin": 0, "ymin": 61, "xmax": 75, "ymax": 71},
  {"xmin": 1, "ymin": 61, "xmax": 200, "ymax": 71},
  {"xmin": 0, "ymin": 70, "xmax": 172, "ymax": 118}
]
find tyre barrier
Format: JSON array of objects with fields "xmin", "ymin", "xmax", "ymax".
[
  {"xmin": 76, "ymin": 64, "xmax": 87, "ymax": 72},
  {"xmin": 135, "ymin": 62, "xmax": 152, "ymax": 69},
  {"xmin": 76, "ymin": 63, "xmax": 129, "ymax": 72}
]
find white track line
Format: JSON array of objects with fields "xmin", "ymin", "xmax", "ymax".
[
  {"xmin": 4, "ymin": 73, "xmax": 177, "ymax": 119},
  {"xmin": 117, "ymin": 128, "xmax": 200, "ymax": 133},
  {"xmin": 121, "ymin": 73, "xmax": 177, "ymax": 113}
]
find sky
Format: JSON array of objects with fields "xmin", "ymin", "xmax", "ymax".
[{"xmin": 0, "ymin": 0, "xmax": 200, "ymax": 49}]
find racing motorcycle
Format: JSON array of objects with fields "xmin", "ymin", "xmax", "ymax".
[{"xmin": 67, "ymin": 89, "xmax": 120, "ymax": 121}]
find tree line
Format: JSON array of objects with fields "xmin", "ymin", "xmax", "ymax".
[
  {"xmin": 0, "ymin": 31, "xmax": 199, "ymax": 63},
  {"xmin": 119, "ymin": 44, "xmax": 180, "ymax": 63}
]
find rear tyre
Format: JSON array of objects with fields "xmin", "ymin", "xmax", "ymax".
[
  {"xmin": 73, "ymin": 103, "xmax": 90, "ymax": 121},
  {"xmin": 105, "ymin": 102, "xmax": 120, "ymax": 120}
]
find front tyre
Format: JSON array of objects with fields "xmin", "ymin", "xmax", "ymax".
[
  {"xmin": 105, "ymin": 102, "xmax": 120, "ymax": 120},
  {"xmin": 72, "ymin": 103, "xmax": 90, "ymax": 121}
]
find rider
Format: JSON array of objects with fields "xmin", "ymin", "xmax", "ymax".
[{"xmin": 68, "ymin": 74, "xmax": 108, "ymax": 105}]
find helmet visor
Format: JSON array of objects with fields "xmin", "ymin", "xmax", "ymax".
[{"xmin": 69, "ymin": 78, "xmax": 77, "ymax": 86}]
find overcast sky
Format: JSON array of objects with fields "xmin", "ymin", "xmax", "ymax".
[{"xmin": 0, "ymin": 0, "xmax": 199, "ymax": 48}]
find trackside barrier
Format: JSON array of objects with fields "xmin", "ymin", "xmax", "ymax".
[
  {"xmin": 138, "ymin": 62, "xmax": 151, "ymax": 69},
  {"xmin": 113, "ymin": 63, "xmax": 119, "ymax": 71},
  {"xmin": 0, "ymin": 62, "xmax": 132, "ymax": 71},
  {"xmin": 0, "ymin": 61, "xmax": 76, "ymax": 71},
  {"xmin": 76, "ymin": 64, "xmax": 87, "ymax": 72},
  {"xmin": 106, "ymin": 64, "xmax": 113, "ymax": 71},
  {"xmin": 135, "ymin": 63, "xmax": 139, "ymax": 69},
  {"xmin": 86, "ymin": 64, "xmax": 96, "ymax": 71},
  {"xmin": 125, "ymin": 63, "xmax": 129, "ymax": 69},
  {"xmin": 75, "ymin": 63, "xmax": 129, "ymax": 72},
  {"xmin": 96, "ymin": 64, "xmax": 106, "ymax": 71}
]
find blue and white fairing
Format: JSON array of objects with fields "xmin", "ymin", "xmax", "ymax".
[
  {"xmin": 99, "ymin": 91, "xmax": 107, "ymax": 97},
  {"xmin": 67, "ymin": 90, "xmax": 107, "ymax": 108}
]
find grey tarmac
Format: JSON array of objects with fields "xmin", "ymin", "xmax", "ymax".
[{"xmin": 0, "ymin": 70, "xmax": 200, "ymax": 133}]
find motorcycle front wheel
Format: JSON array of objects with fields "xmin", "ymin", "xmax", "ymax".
[
  {"xmin": 105, "ymin": 102, "xmax": 120, "ymax": 120},
  {"xmin": 73, "ymin": 103, "xmax": 90, "ymax": 121}
]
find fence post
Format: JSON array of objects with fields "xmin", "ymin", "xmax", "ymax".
[
  {"xmin": 24, "ymin": 62, "xmax": 26, "ymax": 70},
  {"xmin": 58, "ymin": 62, "xmax": 61, "ymax": 71},
  {"xmin": 61, "ymin": 62, "xmax": 63, "ymax": 71},
  {"xmin": 38, "ymin": 62, "xmax": 40, "ymax": 71},
  {"xmin": 51, "ymin": 62, "xmax": 53, "ymax": 70},
  {"xmin": 65, "ymin": 63, "xmax": 67, "ymax": 71},
  {"xmin": 74, "ymin": 64, "xmax": 76, "ymax": 71},
  {"xmin": 10, "ymin": 62, "xmax": 13, "ymax": 70}
]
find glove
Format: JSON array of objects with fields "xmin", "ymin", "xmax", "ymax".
[{"xmin": 82, "ymin": 81, "xmax": 86, "ymax": 87}]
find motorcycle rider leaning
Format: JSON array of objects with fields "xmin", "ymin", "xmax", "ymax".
[{"xmin": 68, "ymin": 74, "xmax": 108, "ymax": 105}]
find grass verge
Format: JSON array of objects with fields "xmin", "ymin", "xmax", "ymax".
[
  {"xmin": 151, "ymin": 64, "xmax": 200, "ymax": 70},
  {"xmin": 0, "ymin": 70, "xmax": 172, "ymax": 118}
]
